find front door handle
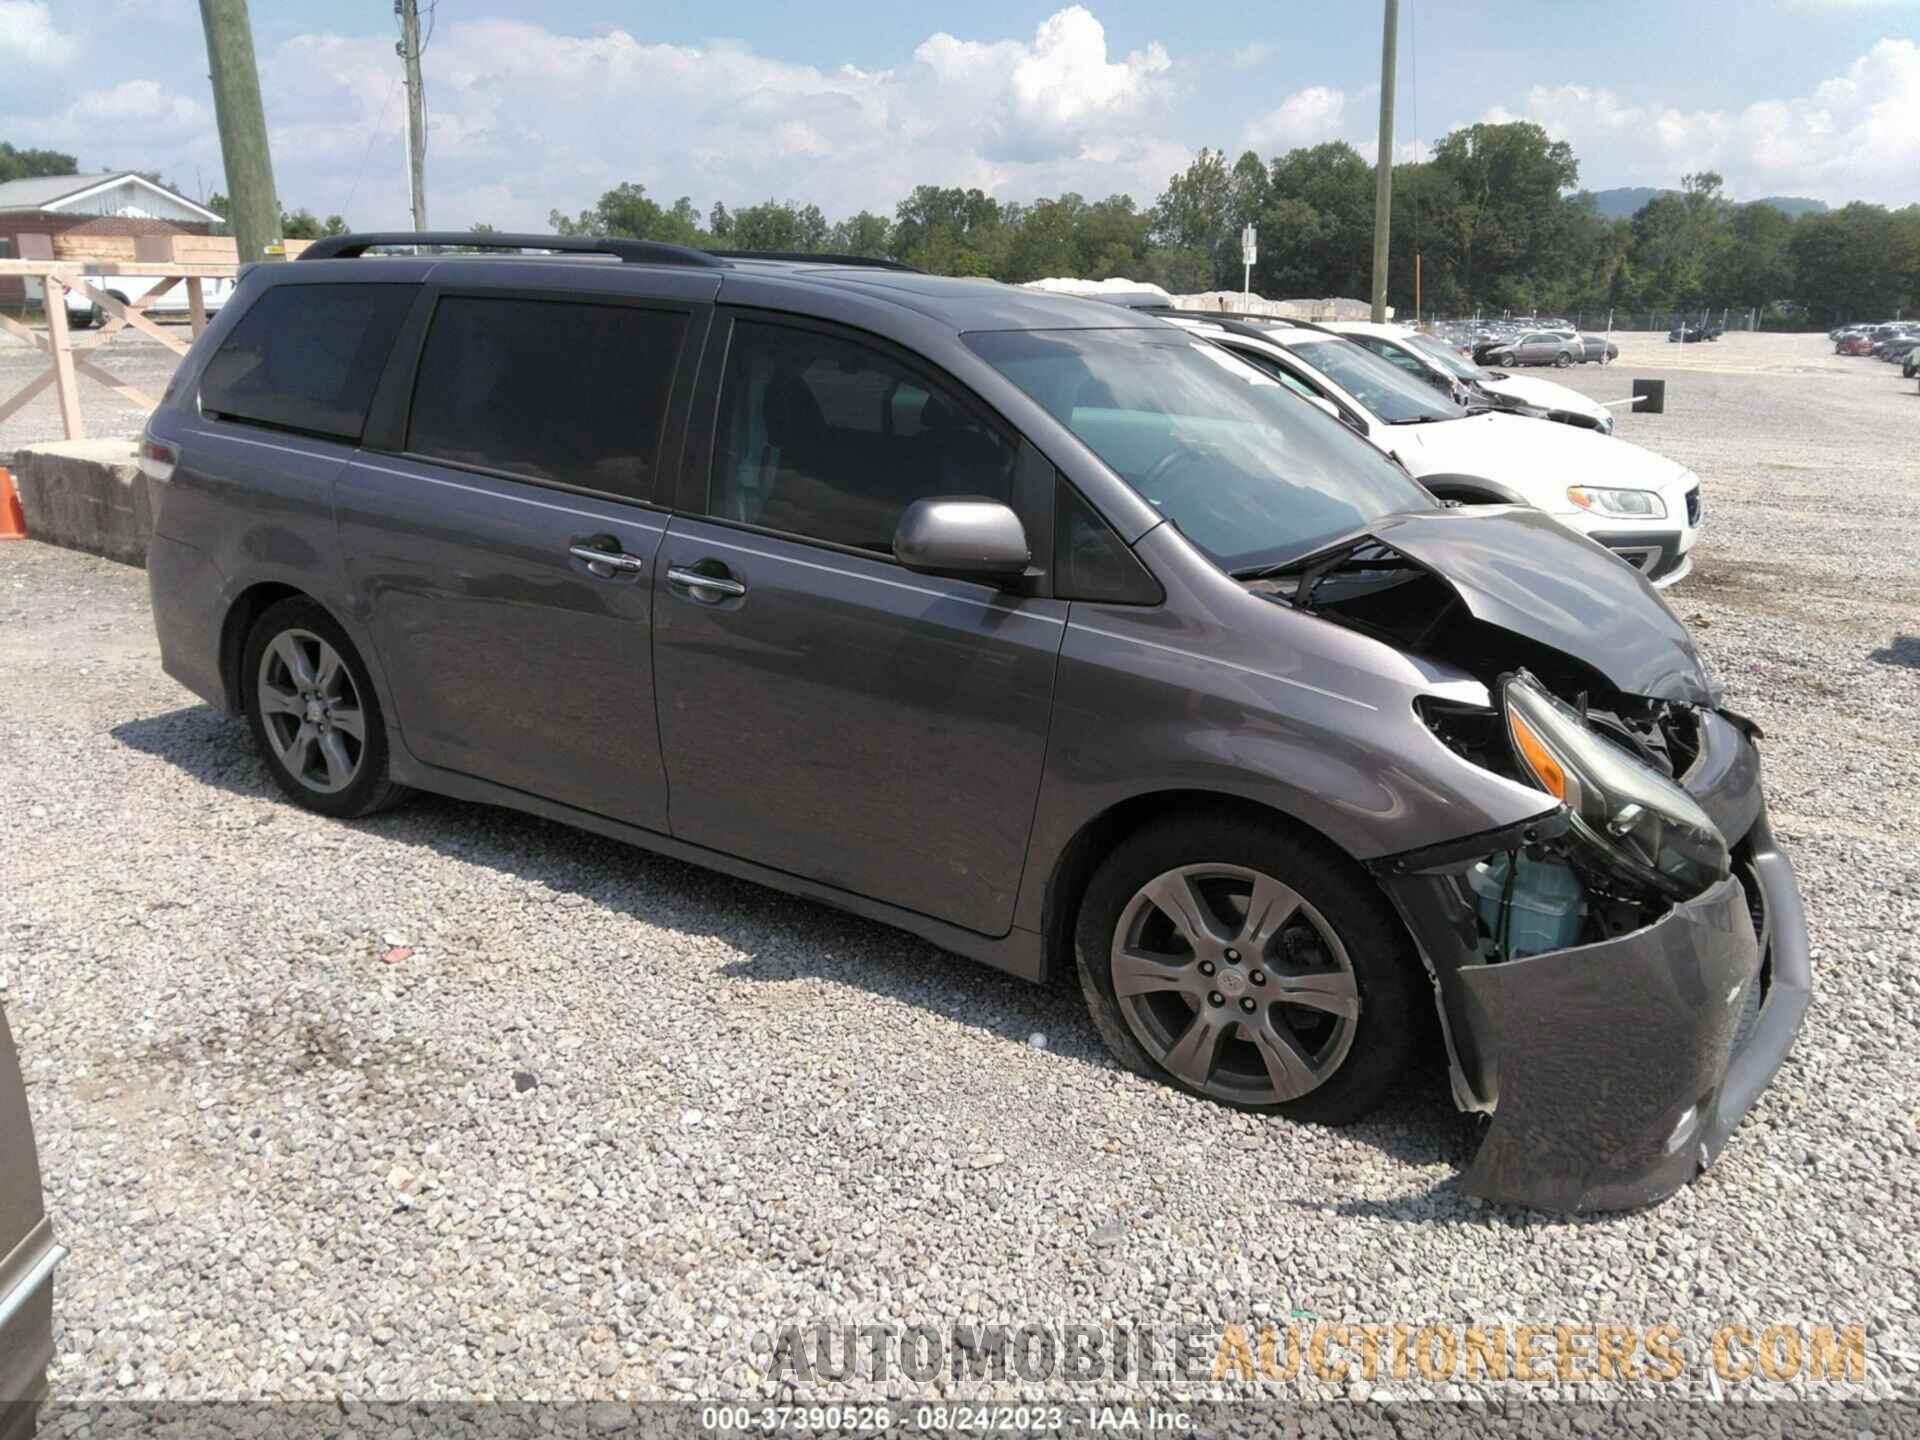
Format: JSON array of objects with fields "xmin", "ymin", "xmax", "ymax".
[
  {"xmin": 667, "ymin": 565, "xmax": 746, "ymax": 601},
  {"xmin": 569, "ymin": 543, "xmax": 646, "ymax": 578}
]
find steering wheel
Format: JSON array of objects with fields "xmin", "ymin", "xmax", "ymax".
[{"xmin": 1137, "ymin": 446, "xmax": 1217, "ymax": 509}]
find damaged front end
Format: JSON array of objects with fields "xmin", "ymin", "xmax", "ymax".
[
  {"xmin": 1253, "ymin": 510, "xmax": 1811, "ymax": 1213},
  {"xmin": 1376, "ymin": 681, "xmax": 1809, "ymax": 1213}
]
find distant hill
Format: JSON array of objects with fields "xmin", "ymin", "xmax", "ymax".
[
  {"xmin": 1583, "ymin": 187, "xmax": 1831, "ymax": 220},
  {"xmin": 1749, "ymin": 195, "xmax": 1829, "ymax": 218},
  {"xmin": 1587, "ymin": 187, "xmax": 1669, "ymax": 219}
]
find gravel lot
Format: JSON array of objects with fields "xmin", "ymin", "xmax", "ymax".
[
  {"xmin": 0, "ymin": 325, "xmax": 185, "ymax": 450},
  {"xmin": 2, "ymin": 332, "xmax": 1917, "ymax": 1412}
]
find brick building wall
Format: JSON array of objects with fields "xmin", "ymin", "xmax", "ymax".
[{"xmin": 0, "ymin": 213, "xmax": 215, "ymax": 304}]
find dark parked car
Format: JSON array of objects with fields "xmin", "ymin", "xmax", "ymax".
[
  {"xmin": 140, "ymin": 232, "xmax": 1810, "ymax": 1213},
  {"xmin": 1472, "ymin": 330, "xmax": 1584, "ymax": 368},
  {"xmin": 0, "ymin": 1003, "xmax": 62, "ymax": 1440}
]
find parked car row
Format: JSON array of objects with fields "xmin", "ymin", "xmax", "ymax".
[
  {"xmin": 127, "ymin": 233, "xmax": 1811, "ymax": 1219},
  {"xmin": 1471, "ymin": 328, "xmax": 1618, "ymax": 367},
  {"xmin": 1113, "ymin": 308, "xmax": 1698, "ymax": 587},
  {"xmin": 1831, "ymin": 320, "xmax": 1918, "ymax": 360},
  {"xmin": 1328, "ymin": 321, "xmax": 1617, "ymax": 435}
]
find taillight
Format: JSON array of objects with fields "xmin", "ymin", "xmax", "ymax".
[{"xmin": 138, "ymin": 435, "xmax": 178, "ymax": 483}]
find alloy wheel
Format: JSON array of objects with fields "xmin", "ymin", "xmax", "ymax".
[
  {"xmin": 1110, "ymin": 863, "xmax": 1360, "ymax": 1105},
  {"xmin": 255, "ymin": 628, "xmax": 367, "ymax": 794}
]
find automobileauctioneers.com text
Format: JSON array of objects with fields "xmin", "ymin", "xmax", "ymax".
[{"xmin": 756, "ymin": 1320, "xmax": 1869, "ymax": 1387}]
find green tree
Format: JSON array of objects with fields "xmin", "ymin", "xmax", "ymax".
[
  {"xmin": 1260, "ymin": 142, "xmax": 1374, "ymax": 299},
  {"xmin": 1789, "ymin": 203, "xmax": 1901, "ymax": 324},
  {"xmin": 1712, "ymin": 201, "xmax": 1795, "ymax": 309},
  {"xmin": 827, "ymin": 211, "xmax": 893, "ymax": 257},
  {"xmin": 716, "ymin": 200, "xmax": 829, "ymax": 253},
  {"xmin": 1148, "ymin": 148, "xmax": 1234, "ymax": 282},
  {"xmin": 1428, "ymin": 122, "xmax": 1579, "ymax": 310},
  {"xmin": 892, "ymin": 185, "xmax": 1004, "ymax": 274},
  {"xmin": 551, "ymin": 183, "xmax": 705, "ymax": 245},
  {"xmin": 281, "ymin": 208, "xmax": 347, "ymax": 239},
  {"xmin": 0, "ymin": 142, "xmax": 78, "ymax": 184}
]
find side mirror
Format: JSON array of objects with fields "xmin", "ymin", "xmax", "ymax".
[{"xmin": 892, "ymin": 497, "xmax": 1031, "ymax": 584}]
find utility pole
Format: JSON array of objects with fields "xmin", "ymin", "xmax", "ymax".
[
  {"xmin": 198, "ymin": 0, "xmax": 281, "ymax": 264},
  {"xmin": 397, "ymin": 0, "xmax": 428, "ymax": 230},
  {"xmin": 1370, "ymin": 0, "xmax": 1399, "ymax": 323}
]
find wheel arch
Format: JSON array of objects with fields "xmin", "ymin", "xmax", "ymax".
[
  {"xmin": 218, "ymin": 580, "xmax": 313, "ymax": 713},
  {"xmin": 1418, "ymin": 473, "xmax": 1528, "ymax": 506},
  {"xmin": 1038, "ymin": 788, "xmax": 1393, "ymax": 985}
]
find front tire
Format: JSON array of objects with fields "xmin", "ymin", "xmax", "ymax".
[
  {"xmin": 243, "ymin": 598, "xmax": 410, "ymax": 818},
  {"xmin": 1074, "ymin": 816, "xmax": 1418, "ymax": 1125}
]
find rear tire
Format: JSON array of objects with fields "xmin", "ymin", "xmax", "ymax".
[
  {"xmin": 242, "ymin": 597, "xmax": 410, "ymax": 819},
  {"xmin": 1073, "ymin": 815, "xmax": 1418, "ymax": 1125},
  {"xmin": 1553, "ymin": 350, "xmax": 1573, "ymax": 368}
]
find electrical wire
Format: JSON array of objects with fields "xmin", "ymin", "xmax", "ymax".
[{"xmin": 341, "ymin": 69, "xmax": 401, "ymax": 223}]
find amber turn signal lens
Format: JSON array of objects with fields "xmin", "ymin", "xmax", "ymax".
[{"xmin": 1507, "ymin": 708, "xmax": 1568, "ymax": 802}]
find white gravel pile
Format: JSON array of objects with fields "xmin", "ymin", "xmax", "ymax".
[{"xmin": 1, "ymin": 332, "xmax": 1916, "ymax": 1413}]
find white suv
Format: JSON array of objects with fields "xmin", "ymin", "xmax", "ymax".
[{"xmin": 1171, "ymin": 315, "xmax": 1701, "ymax": 587}]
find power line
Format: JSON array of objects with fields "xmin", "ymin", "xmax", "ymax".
[{"xmin": 340, "ymin": 68, "xmax": 400, "ymax": 221}]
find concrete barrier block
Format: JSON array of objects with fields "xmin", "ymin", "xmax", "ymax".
[{"xmin": 11, "ymin": 439, "xmax": 150, "ymax": 567}]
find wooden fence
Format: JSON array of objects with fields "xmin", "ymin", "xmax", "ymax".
[{"xmin": 0, "ymin": 233, "xmax": 310, "ymax": 441}]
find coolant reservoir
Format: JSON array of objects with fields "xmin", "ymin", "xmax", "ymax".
[{"xmin": 1468, "ymin": 853, "xmax": 1587, "ymax": 959}]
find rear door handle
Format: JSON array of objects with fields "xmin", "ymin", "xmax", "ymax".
[
  {"xmin": 569, "ymin": 543, "xmax": 646, "ymax": 578},
  {"xmin": 666, "ymin": 565, "xmax": 746, "ymax": 600}
]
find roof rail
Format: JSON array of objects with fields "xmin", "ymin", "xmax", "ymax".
[
  {"xmin": 1128, "ymin": 304, "xmax": 1338, "ymax": 341},
  {"xmin": 1098, "ymin": 299, "xmax": 1336, "ymax": 341},
  {"xmin": 706, "ymin": 250, "xmax": 918, "ymax": 271},
  {"xmin": 297, "ymin": 231, "xmax": 729, "ymax": 268}
]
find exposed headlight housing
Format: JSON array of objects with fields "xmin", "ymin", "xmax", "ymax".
[
  {"xmin": 1567, "ymin": 485, "xmax": 1666, "ymax": 518},
  {"xmin": 1502, "ymin": 673, "xmax": 1728, "ymax": 900}
]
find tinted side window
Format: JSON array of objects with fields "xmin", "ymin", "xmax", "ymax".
[
  {"xmin": 407, "ymin": 296, "xmax": 687, "ymax": 501},
  {"xmin": 201, "ymin": 283, "xmax": 414, "ymax": 441},
  {"xmin": 710, "ymin": 321, "xmax": 1015, "ymax": 554},
  {"xmin": 1055, "ymin": 476, "xmax": 1161, "ymax": 605}
]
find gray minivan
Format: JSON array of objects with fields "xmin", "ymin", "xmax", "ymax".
[{"xmin": 142, "ymin": 233, "xmax": 1809, "ymax": 1213}]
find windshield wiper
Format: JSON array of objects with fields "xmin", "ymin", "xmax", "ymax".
[{"xmin": 1387, "ymin": 414, "xmax": 1455, "ymax": 425}]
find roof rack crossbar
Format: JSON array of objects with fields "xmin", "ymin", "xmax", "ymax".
[
  {"xmin": 297, "ymin": 231, "xmax": 729, "ymax": 268},
  {"xmin": 705, "ymin": 250, "xmax": 918, "ymax": 271}
]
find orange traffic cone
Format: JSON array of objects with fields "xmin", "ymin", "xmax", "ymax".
[{"xmin": 0, "ymin": 467, "xmax": 24, "ymax": 541}]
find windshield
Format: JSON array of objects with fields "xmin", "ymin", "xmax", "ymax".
[
  {"xmin": 964, "ymin": 327, "xmax": 1435, "ymax": 574},
  {"xmin": 1280, "ymin": 337, "xmax": 1461, "ymax": 424},
  {"xmin": 1405, "ymin": 333, "xmax": 1486, "ymax": 382}
]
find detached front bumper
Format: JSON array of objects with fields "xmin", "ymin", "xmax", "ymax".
[{"xmin": 1374, "ymin": 714, "xmax": 1811, "ymax": 1214}]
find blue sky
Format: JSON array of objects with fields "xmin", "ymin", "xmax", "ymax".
[{"xmin": 4, "ymin": 1, "xmax": 1916, "ymax": 229}]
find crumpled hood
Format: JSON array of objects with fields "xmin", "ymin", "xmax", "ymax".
[
  {"xmin": 1363, "ymin": 506, "xmax": 1713, "ymax": 703},
  {"xmin": 1477, "ymin": 372, "xmax": 1611, "ymax": 423},
  {"xmin": 1388, "ymin": 411, "xmax": 1689, "ymax": 497}
]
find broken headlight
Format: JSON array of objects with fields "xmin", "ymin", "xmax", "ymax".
[{"xmin": 1501, "ymin": 672, "xmax": 1728, "ymax": 900}]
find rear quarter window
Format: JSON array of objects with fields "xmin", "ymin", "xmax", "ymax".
[
  {"xmin": 404, "ymin": 295, "xmax": 688, "ymax": 502},
  {"xmin": 199, "ymin": 282, "xmax": 415, "ymax": 442}
]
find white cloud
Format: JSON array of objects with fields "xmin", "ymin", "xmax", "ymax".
[
  {"xmin": 5, "ymin": 77, "xmax": 209, "ymax": 163},
  {"xmin": 1230, "ymin": 42, "xmax": 1276, "ymax": 70},
  {"xmin": 0, "ymin": 0, "xmax": 76, "ymax": 66},
  {"xmin": 242, "ymin": 6, "xmax": 1182, "ymax": 228},
  {"xmin": 1477, "ymin": 38, "xmax": 1920, "ymax": 203},
  {"xmin": 1242, "ymin": 85, "xmax": 1349, "ymax": 152}
]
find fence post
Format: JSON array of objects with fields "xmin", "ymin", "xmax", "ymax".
[{"xmin": 41, "ymin": 274, "xmax": 85, "ymax": 440}]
